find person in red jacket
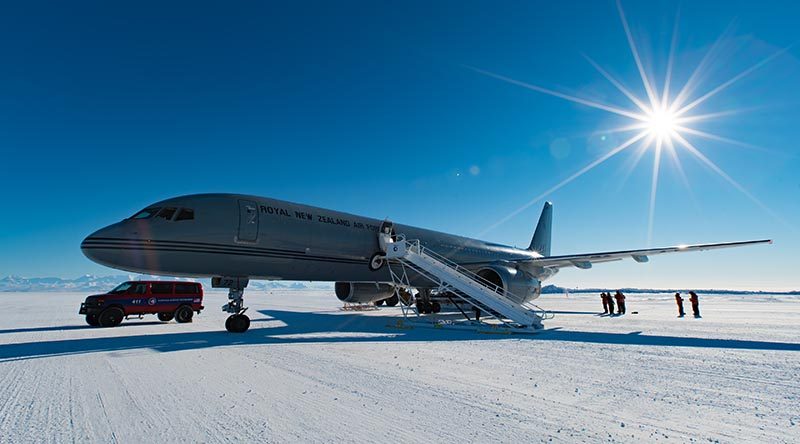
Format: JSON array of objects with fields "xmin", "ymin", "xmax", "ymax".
[
  {"xmin": 601, "ymin": 292, "xmax": 609, "ymax": 314},
  {"xmin": 614, "ymin": 290, "xmax": 626, "ymax": 315},
  {"xmin": 689, "ymin": 291, "xmax": 701, "ymax": 318},
  {"xmin": 674, "ymin": 292, "xmax": 685, "ymax": 317}
]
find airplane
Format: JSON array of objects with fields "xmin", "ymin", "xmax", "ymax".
[{"xmin": 81, "ymin": 193, "xmax": 771, "ymax": 332}]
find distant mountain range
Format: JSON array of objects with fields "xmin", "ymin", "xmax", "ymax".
[
  {"xmin": 541, "ymin": 284, "xmax": 799, "ymax": 296},
  {"xmin": 0, "ymin": 275, "xmax": 796, "ymax": 295},
  {"xmin": 0, "ymin": 275, "xmax": 333, "ymax": 292}
]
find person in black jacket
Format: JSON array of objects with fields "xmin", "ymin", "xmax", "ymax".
[
  {"xmin": 601, "ymin": 292, "xmax": 609, "ymax": 314},
  {"xmin": 675, "ymin": 292, "xmax": 685, "ymax": 317},
  {"xmin": 607, "ymin": 292, "xmax": 615, "ymax": 315}
]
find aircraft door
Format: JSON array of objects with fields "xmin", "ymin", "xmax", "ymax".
[
  {"xmin": 237, "ymin": 200, "xmax": 259, "ymax": 243},
  {"xmin": 379, "ymin": 220, "xmax": 396, "ymax": 239}
]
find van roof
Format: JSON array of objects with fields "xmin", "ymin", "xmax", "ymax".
[{"xmin": 127, "ymin": 280, "xmax": 201, "ymax": 284}]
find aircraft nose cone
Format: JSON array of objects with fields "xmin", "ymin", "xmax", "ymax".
[
  {"xmin": 81, "ymin": 227, "xmax": 110, "ymax": 263},
  {"xmin": 81, "ymin": 223, "xmax": 129, "ymax": 266}
]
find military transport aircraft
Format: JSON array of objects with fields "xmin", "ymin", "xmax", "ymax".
[{"xmin": 81, "ymin": 193, "xmax": 770, "ymax": 332}]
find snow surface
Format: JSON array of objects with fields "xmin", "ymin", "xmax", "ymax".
[{"xmin": 0, "ymin": 290, "xmax": 798, "ymax": 443}]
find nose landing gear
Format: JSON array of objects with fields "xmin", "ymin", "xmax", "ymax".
[
  {"xmin": 223, "ymin": 288, "xmax": 250, "ymax": 333},
  {"xmin": 213, "ymin": 277, "xmax": 251, "ymax": 333}
]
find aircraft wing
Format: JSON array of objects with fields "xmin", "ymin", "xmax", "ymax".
[{"xmin": 522, "ymin": 239, "xmax": 772, "ymax": 270}]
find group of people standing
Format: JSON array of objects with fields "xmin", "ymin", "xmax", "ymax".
[
  {"xmin": 600, "ymin": 291, "xmax": 626, "ymax": 315},
  {"xmin": 599, "ymin": 290, "xmax": 702, "ymax": 318},
  {"xmin": 675, "ymin": 291, "xmax": 701, "ymax": 318}
]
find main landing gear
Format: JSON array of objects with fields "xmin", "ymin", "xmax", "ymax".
[{"xmin": 214, "ymin": 277, "xmax": 251, "ymax": 333}]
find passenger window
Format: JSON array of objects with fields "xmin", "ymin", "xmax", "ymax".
[
  {"xmin": 175, "ymin": 208, "xmax": 194, "ymax": 221},
  {"xmin": 151, "ymin": 283, "xmax": 173, "ymax": 295},
  {"xmin": 131, "ymin": 283, "xmax": 147, "ymax": 294},
  {"xmin": 175, "ymin": 283, "xmax": 196, "ymax": 294},
  {"xmin": 156, "ymin": 207, "xmax": 177, "ymax": 220},
  {"xmin": 131, "ymin": 208, "xmax": 161, "ymax": 219}
]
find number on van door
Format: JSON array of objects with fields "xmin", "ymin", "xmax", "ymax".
[{"xmin": 237, "ymin": 200, "xmax": 259, "ymax": 242}]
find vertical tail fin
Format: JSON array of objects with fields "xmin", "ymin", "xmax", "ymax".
[{"xmin": 528, "ymin": 202, "xmax": 552, "ymax": 256}]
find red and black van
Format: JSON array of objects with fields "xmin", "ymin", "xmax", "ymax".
[{"xmin": 79, "ymin": 281, "xmax": 204, "ymax": 327}]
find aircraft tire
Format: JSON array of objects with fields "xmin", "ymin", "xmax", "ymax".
[
  {"xmin": 226, "ymin": 314, "xmax": 250, "ymax": 333},
  {"xmin": 98, "ymin": 307, "xmax": 124, "ymax": 328},
  {"xmin": 416, "ymin": 301, "xmax": 430, "ymax": 314},
  {"xmin": 157, "ymin": 312, "xmax": 174, "ymax": 322},
  {"xmin": 85, "ymin": 314, "xmax": 99, "ymax": 327},
  {"xmin": 385, "ymin": 294, "xmax": 399, "ymax": 307},
  {"xmin": 368, "ymin": 253, "xmax": 386, "ymax": 271},
  {"xmin": 431, "ymin": 301, "xmax": 441, "ymax": 313},
  {"xmin": 375, "ymin": 299, "xmax": 385, "ymax": 306},
  {"xmin": 174, "ymin": 305, "xmax": 194, "ymax": 323}
]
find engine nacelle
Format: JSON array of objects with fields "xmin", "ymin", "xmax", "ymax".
[
  {"xmin": 475, "ymin": 265, "xmax": 541, "ymax": 303},
  {"xmin": 335, "ymin": 282, "xmax": 394, "ymax": 304}
]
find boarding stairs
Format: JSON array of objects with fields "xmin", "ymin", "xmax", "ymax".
[{"xmin": 380, "ymin": 234, "xmax": 551, "ymax": 330}]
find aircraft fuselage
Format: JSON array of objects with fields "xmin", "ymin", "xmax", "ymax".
[{"xmin": 81, "ymin": 193, "xmax": 547, "ymax": 287}]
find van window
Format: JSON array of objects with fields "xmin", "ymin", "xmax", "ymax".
[
  {"xmin": 175, "ymin": 208, "xmax": 194, "ymax": 221},
  {"xmin": 151, "ymin": 283, "xmax": 174, "ymax": 295},
  {"xmin": 131, "ymin": 208, "xmax": 161, "ymax": 219},
  {"xmin": 109, "ymin": 282, "xmax": 133, "ymax": 294},
  {"xmin": 131, "ymin": 283, "xmax": 147, "ymax": 295},
  {"xmin": 156, "ymin": 207, "xmax": 177, "ymax": 220},
  {"xmin": 175, "ymin": 283, "xmax": 198, "ymax": 294}
]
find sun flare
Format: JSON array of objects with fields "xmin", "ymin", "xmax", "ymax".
[
  {"xmin": 472, "ymin": 0, "xmax": 786, "ymax": 243},
  {"xmin": 646, "ymin": 107, "xmax": 677, "ymax": 140}
]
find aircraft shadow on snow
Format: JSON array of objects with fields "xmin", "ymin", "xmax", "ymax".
[{"xmin": 0, "ymin": 309, "xmax": 798, "ymax": 362}]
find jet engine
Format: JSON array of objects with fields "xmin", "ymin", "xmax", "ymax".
[
  {"xmin": 474, "ymin": 265, "xmax": 541, "ymax": 303},
  {"xmin": 335, "ymin": 282, "xmax": 395, "ymax": 304}
]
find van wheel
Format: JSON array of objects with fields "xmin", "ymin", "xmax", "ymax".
[
  {"xmin": 98, "ymin": 307, "xmax": 124, "ymax": 327},
  {"xmin": 174, "ymin": 306, "xmax": 194, "ymax": 323},
  {"xmin": 85, "ymin": 314, "xmax": 99, "ymax": 326},
  {"xmin": 157, "ymin": 312, "xmax": 174, "ymax": 322}
]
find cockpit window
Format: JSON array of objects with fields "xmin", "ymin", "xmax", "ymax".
[
  {"xmin": 130, "ymin": 206, "xmax": 193, "ymax": 221},
  {"xmin": 175, "ymin": 208, "xmax": 194, "ymax": 221},
  {"xmin": 109, "ymin": 282, "xmax": 133, "ymax": 294},
  {"xmin": 131, "ymin": 207, "xmax": 161, "ymax": 219},
  {"xmin": 156, "ymin": 207, "xmax": 177, "ymax": 220}
]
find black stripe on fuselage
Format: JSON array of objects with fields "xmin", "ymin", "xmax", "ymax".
[
  {"xmin": 82, "ymin": 237, "xmax": 367, "ymax": 262},
  {"xmin": 81, "ymin": 244, "xmax": 369, "ymax": 265},
  {"xmin": 83, "ymin": 237, "xmax": 315, "ymax": 255}
]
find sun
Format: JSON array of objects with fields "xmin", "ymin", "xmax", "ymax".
[
  {"xmin": 646, "ymin": 107, "xmax": 677, "ymax": 140},
  {"xmin": 471, "ymin": 0, "xmax": 786, "ymax": 243}
]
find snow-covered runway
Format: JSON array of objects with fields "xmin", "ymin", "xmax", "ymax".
[{"xmin": 0, "ymin": 290, "xmax": 798, "ymax": 443}]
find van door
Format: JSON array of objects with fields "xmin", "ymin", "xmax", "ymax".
[{"xmin": 237, "ymin": 200, "xmax": 259, "ymax": 243}]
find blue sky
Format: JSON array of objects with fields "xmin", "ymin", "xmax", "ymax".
[{"xmin": 1, "ymin": 0, "xmax": 798, "ymax": 290}]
